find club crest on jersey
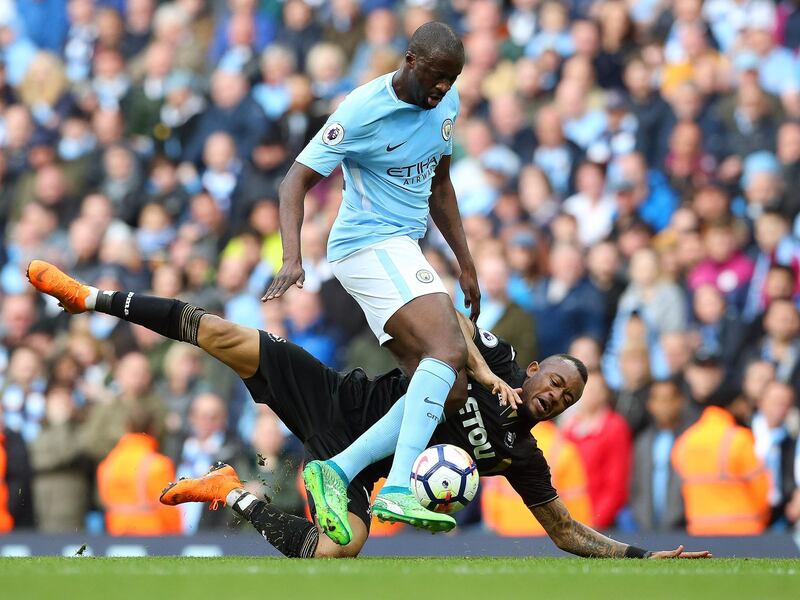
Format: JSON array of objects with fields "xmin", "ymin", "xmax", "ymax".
[
  {"xmin": 479, "ymin": 328, "xmax": 499, "ymax": 348},
  {"xmin": 416, "ymin": 269, "xmax": 434, "ymax": 283},
  {"xmin": 322, "ymin": 123, "xmax": 345, "ymax": 146},
  {"xmin": 441, "ymin": 118, "xmax": 453, "ymax": 141},
  {"xmin": 504, "ymin": 431, "xmax": 516, "ymax": 448}
]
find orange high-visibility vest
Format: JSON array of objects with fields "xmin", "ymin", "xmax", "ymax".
[
  {"xmin": 671, "ymin": 406, "xmax": 770, "ymax": 535},
  {"xmin": 0, "ymin": 433, "xmax": 13, "ymax": 532},
  {"xmin": 97, "ymin": 433, "xmax": 182, "ymax": 536},
  {"xmin": 481, "ymin": 420, "xmax": 593, "ymax": 536}
]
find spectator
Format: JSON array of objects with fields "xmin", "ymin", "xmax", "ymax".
[
  {"xmin": 529, "ymin": 243, "xmax": 605, "ymax": 357},
  {"xmin": 683, "ymin": 348, "xmax": 728, "ymax": 422},
  {"xmin": 687, "ymin": 218, "xmax": 754, "ymax": 307},
  {"xmin": 563, "ymin": 161, "xmax": 616, "ymax": 247},
  {"xmin": 121, "ymin": 0, "xmax": 156, "ymax": 59},
  {"xmin": 0, "ymin": 402, "xmax": 32, "ymax": 531},
  {"xmin": 169, "ymin": 392, "xmax": 246, "ymax": 533},
  {"xmin": 615, "ymin": 343, "xmax": 653, "ymax": 436},
  {"xmin": 274, "ymin": 0, "xmax": 322, "ymax": 69},
  {"xmin": 630, "ymin": 378, "xmax": 687, "ymax": 531},
  {"xmin": 17, "ymin": 53, "xmax": 76, "ymax": 143},
  {"xmin": 743, "ymin": 210, "xmax": 800, "ymax": 322},
  {"xmin": 530, "ymin": 104, "xmax": 582, "ymax": 198},
  {"xmin": 623, "ymin": 54, "xmax": 673, "ymax": 167},
  {"xmin": 283, "ymin": 287, "xmax": 341, "ymax": 368},
  {"xmin": 563, "ymin": 372, "xmax": 632, "ymax": 529},
  {"xmin": 81, "ymin": 351, "xmax": 166, "ymax": 463},
  {"xmin": 604, "ymin": 247, "xmax": 687, "ymax": 387},
  {"xmin": 691, "ymin": 283, "xmax": 745, "ymax": 373},
  {"xmin": 752, "ymin": 381, "xmax": 798, "ymax": 527},
  {"xmin": 741, "ymin": 299, "xmax": 800, "ymax": 390},
  {"xmin": 29, "ymin": 385, "xmax": 90, "ymax": 533},
  {"xmin": 252, "ymin": 44, "xmax": 296, "ymax": 121},
  {"xmin": 1, "ymin": 346, "xmax": 46, "ymax": 443},
  {"xmin": 122, "ymin": 41, "xmax": 174, "ymax": 138},
  {"xmin": 470, "ymin": 251, "xmax": 537, "ymax": 366},
  {"xmin": 97, "ymin": 405, "xmax": 182, "ymax": 536},
  {"xmin": 672, "ymin": 396, "xmax": 770, "ymax": 535},
  {"xmin": 242, "ymin": 409, "xmax": 305, "ymax": 517},
  {"xmin": 182, "ymin": 68, "xmax": 269, "ymax": 165}
]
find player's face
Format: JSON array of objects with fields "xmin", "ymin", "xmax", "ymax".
[
  {"xmin": 407, "ymin": 51, "xmax": 463, "ymax": 109},
  {"xmin": 520, "ymin": 360, "xmax": 585, "ymax": 421}
]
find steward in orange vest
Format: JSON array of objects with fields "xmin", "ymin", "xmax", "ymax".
[
  {"xmin": 671, "ymin": 405, "xmax": 770, "ymax": 535},
  {"xmin": 481, "ymin": 420, "xmax": 593, "ymax": 536},
  {"xmin": 0, "ymin": 432, "xmax": 14, "ymax": 532},
  {"xmin": 97, "ymin": 409, "xmax": 182, "ymax": 536}
]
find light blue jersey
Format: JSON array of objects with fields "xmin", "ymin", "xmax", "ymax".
[{"xmin": 296, "ymin": 72, "xmax": 459, "ymax": 261}]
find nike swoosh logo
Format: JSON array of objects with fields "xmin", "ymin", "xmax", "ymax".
[
  {"xmin": 423, "ymin": 397, "xmax": 444, "ymax": 407},
  {"xmin": 386, "ymin": 141, "xmax": 407, "ymax": 152}
]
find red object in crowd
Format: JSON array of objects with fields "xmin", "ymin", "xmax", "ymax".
[{"xmin": 562, "ymin": 409, "xmax": 633, "ymax": 529}]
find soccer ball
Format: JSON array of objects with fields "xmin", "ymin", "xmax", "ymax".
[{"xmin": 410, "ymin": 444, "xmax": 479, "ymax": 514}]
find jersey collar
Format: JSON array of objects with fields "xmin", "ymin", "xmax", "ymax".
[{"xmin": 385, "ymin": 71, "xmax": 424, "ymax": 110}]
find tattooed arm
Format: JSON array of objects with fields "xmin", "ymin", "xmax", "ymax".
[
  {"xmin": 532, "ymin": 498, "xmax": 629, "ymax": 557},
  {"xmin": 532, "ymin": 498, "xmax": 712, "ymax": 559}
]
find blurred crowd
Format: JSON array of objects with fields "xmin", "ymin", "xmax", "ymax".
[{"xmin": 0, "ymin": 0, "xmax": 800, "ymax": 538}]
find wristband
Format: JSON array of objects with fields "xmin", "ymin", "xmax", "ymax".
[{"xmin": 624, "ymin": 545, "xmax": 651, "ymax": 559}]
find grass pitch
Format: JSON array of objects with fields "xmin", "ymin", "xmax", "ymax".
[{"xmin": 1, "ymin": 557, "xmax": 798, "ymax": 600}]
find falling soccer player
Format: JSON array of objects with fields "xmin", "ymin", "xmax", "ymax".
[
  {"xmin": 262, "ymin": 21, "xmax": 480, "ymax": 543},
  {"xmin": 27, "ymin": 260, "xmax": 710, "ymax": 560}
]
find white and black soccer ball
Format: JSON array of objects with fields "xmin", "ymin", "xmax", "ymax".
[{"xmin": 410, "ymin": 444, "xmax": 479, "ymax": 514}]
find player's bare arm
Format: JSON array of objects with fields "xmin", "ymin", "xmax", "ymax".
[
  {"xmin": 429, "ymin": 154, "xmax": 480, "ymax": 322},
  {"xmin": 532, "ymin": 498, "xmax": 712, "ymax": 559},
  {"xmin": 262, "ymin": 162, "xmax": 323, "ymax": 301},
  {"xmin": 455, "ymin": 311, "xmax": 522, "ymax": 408}
]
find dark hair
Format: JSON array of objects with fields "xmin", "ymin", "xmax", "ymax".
[
  {"xmin": 549, "ymin": 353, "xmax": 588, "ymax": 383},
  {"xmin": 408, "ymin": 21, "xmax": 464, "ymax": 62},
  {"xmin": 768, "ymin": 263, "xmax": 796, "ymax": 280}
]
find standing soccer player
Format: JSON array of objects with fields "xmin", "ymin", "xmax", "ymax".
[{"xmin": 262, "ymin": 22, "xmax": 477, "ymax": 543}]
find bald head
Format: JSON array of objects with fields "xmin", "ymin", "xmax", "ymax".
[{"xmin": 408, "ymin": 21, "xmax": 464, "ymax": 63}]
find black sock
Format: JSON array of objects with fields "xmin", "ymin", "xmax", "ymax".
[
  {"xmin": 94, "ymin": 291, "xmax": 206, "ymax": 345},
  {"xmin": 230, "ymin": 491, "xmax": 319, "ymax": 558}
]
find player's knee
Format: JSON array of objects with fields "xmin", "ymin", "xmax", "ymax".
[
  {"xmin": 431, "ymin": 335, "xmax": 467, "ymax": 373},
  {"xmin": 200, "ymin": 314, "xmax": 244, "ymax": 350}
]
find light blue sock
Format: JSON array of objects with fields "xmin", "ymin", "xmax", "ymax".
[
  {"xmin": 383, "ymin": 357, "xmax": 456, "ymax": 490},
  {"xmin": 327, "ymin": 395, "xmax": 406, "ymax": 484}
]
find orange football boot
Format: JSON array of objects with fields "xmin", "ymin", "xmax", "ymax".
[
  {"xmin": 26, "ymin": 260, "xmax": 91, "ymax": 314},
  {"xmin": 160, "ymin": 462, "xmax": 243, "ymax": 510}
]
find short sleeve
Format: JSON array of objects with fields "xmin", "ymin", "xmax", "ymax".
[
  {"xmin": 295, "ymin": 94, "xmax": 375, "ymax": 177},
  {"xmin": 473, "ymin": 326, "xmax": 516, "ymax": 372},
  {"xmin": 504, "ymin": 443, "xmax": 558, "ymax": 508},
  {"xmin": 443, "ymin": 88, "xmax": 460, "ymax": 156}
]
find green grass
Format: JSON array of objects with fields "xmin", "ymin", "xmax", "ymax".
[{"xmin": 1, "ymin": 557, "xmax": 799, "ymax": 600}]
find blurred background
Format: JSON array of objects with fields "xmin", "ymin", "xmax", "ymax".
[{"xmin": 0, "ymin": 0, "xmax": 799, "ymax": 551}]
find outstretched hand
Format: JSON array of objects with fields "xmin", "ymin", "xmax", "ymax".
[
  {"xmin": 262, "ymin": 260, "xmax": 305, "ymax": 301},
  {"xmin": 648, "ymin": 545, "xmax": 712, "ymax": 559},
  {"xmin": 459, "ymin": 266, "xmax": 481, "ymax": 323}
]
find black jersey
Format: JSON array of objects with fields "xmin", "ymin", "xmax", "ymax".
[
  {"xmin": 245, "ymin": 326, "xmax": 558, "ymax": 525},
  {"xmin": 358, "ymin": 327, "xmax": 558, "ymax": 510}
]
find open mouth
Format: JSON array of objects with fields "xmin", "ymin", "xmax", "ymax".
[{"xmin": 535, "ymin": 396, "xmax": 550, "ymax": 415}]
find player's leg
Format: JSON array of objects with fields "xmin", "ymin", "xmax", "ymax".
[
  {"xmin": 315, "ymin": 239, "xmax": 465, "ymax": 533},
  {"xmin": 26, "ymin": 259, "xmax": 260, "ymax": 378},
  {"xmin": 370, "ymin": 292, "xmax": 466, "ymax": 528},
  {"xmin": 162, "ymin": 463, "xmax": 368, "ymax": 558}
]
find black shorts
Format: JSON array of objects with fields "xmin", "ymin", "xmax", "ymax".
[{"xmin": 242, "ymin": 330, "xmax": 379, "ymax": 530}]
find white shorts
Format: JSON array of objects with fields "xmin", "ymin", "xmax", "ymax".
[{"xmin": 330, "ymin": 236, "xmax": 448, "ymax": 345}]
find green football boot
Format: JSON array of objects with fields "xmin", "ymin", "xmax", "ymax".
[
  {"xmin": 302, "ymin": 460, "xmax": 352, "ymax": 545},
  {"xmin": 372, "ymin": 487, "xmax": 456, "ymax": 533}
]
